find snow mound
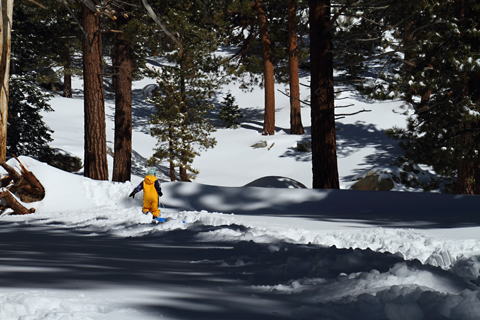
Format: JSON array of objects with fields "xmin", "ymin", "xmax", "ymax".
[{"xmin": 243, "ymin": 176, "xmax": 307, "ymax": 188}]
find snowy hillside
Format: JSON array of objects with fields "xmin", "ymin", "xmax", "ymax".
[{"xmin": 1, "ymin": 71, "xmax": 480, "ymax": 319}]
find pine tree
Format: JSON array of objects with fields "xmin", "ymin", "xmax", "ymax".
[
  {"xmin": 146, "ymin": 1, "xmax": 219, "ymax": 181},
  {"xmin": 363, "ymin": 0, "xmax": 480, "ymax": 194},
  {"xmin": 287, "ymin": 0, "xmax": 305, "ymax": 135},
  {"xmin": 221, "ymin": 0, "xmax": 309, "ymax": 135},
  {"xmin": 148, "ymin": 69, "xmax": 216, "ymax": 181},
  {"xmin": 82, "ymin": 1, "xmax": 108, "ymax": 180},
  {"xmin": 219, "ymin": 92, "xmax": 242, "ymax": 128},
  {"xmin": 7, "ymin": 73, "xmax": 53, "ymax": 160},
  {"xmin": 6, "ymin": 1, "xmax": 57, "ymax": 162},
  {"xmin": 253, "ymin": 0, "xmax": 276, "ymax": 135},
  {"xmin": 310, "ymin": 0, "xmax": 339, "ymax": 189},
  {"xmin": 112, "ymin": 0, "xmax": 134, "ymax": 183}
]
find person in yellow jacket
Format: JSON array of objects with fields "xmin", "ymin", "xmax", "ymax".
[{"xmin": 129, "ymin": 168, "xmax": 163, "ymax": 218}]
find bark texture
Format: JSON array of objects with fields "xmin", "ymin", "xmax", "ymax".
[
  {"xmin": 457, "ymin": 159, "xmax": 480, "ymax": 195},
  {"xmin": 82, "ymin": 3, "xmax": 108, "ymax": 180},
  {"xmin": 0, "ymin": 0, "xmax": 13, "ymax": 163},
  {"xmin": 112, "ymin": 10, "xmax": 133, "ymax": 183},
  {"xmin": 254, "ymin": 0, "xmax": 275, "ymax": 135},
  {"xmin": 309, "ymin": 0, "xmax": 339, "ymax": 189},
  {"xmin": 0, "ymin": 191, "xmax": 35, "ymax": 215},
  {"xmin": 288, "ymin": 0, "xmax": 304, "ymax": 135},
  {"xmin": 63, "ymin": 54, "xmax": 73, "ymax": 98}
]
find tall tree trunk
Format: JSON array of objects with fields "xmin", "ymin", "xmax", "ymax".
[
  {"xmin": 457, "ymin": 151, "xmax": 480, "ymax": 195},
  {"xmin": 82, "ymin": 3, "xmax": 108, "ymax": 180},
  {"xmin": 309, "ymin": 0, "xmax": 339, "ymax": 189},
  {"xmin": 63, "ymin": 53, "xmax": 72, "ymax": 98},
  {"xmin": 179, "ymin": 55, "xmax": 191, "ymax": 182},
  {"xmin": 288, "ymin": 0, "xmax": 304, "ymax": 135},
  {"xmin": 169, "ymin": 129, "xmax": 175, "ymax": 181},
  {"xmin": 254, "ymin": 0, "xmax": 275, "ymax": 135},
  {"xmin": 112, "ymin": 10, "xmax": 133, "ymax": 183},
  {"xmin": 0, "ymin": 0, "xmax": 13, "ymax": 163}
]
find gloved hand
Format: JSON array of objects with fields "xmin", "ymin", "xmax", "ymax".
[
  {"xmin": 159, "ymin": 191, "xmax": 163, "ymax": 197},
  {"xmin": 129, "ymin": 191, "xmax": 136, "ymax": 198}
]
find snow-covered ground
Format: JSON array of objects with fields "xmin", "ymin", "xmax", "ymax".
[{"xmin": 1, "ymin": 69, "xmax": 480, "ymax": 320}]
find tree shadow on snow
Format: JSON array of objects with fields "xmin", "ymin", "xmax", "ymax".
[
  {"xmin": 163, "ymin": 182, "xmax": 480, "ymax": 229},
  {"xmin": 0, "ymin": 221, "xmax": 472, "ymax": 319},
  {"xmin": 279, "ymin": 120, "xmax": 402, "ymax": 168},
  {"xmin": 106, "ymin": 87, "xmax": 157, "ymax": 135},
  {"xmin": 335, "ymin": 121, "xmax": 403, "ymax": 181}
]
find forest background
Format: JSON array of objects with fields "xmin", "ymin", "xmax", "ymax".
[{"xmin": 1, "ymin": 0, "xmax": 480, "ymax": 195}]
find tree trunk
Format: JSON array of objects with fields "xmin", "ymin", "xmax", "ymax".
[
  {"xmin": 0, "ymin": 0, "xmax": 13, "ymax": 164},
  {"xmin": 82, "ymin": 3, "xmax": 108, "ymax": 180},
  {"xmin": 63, "ymin": 53, "xmax": 72, "ymax": 98},
  {"xmin": 112, "ymin": 10, "xmax": 133, "ymax": 183},
  {"xmin": 180, "ymin": 167, "xmax": 190, "ymax": 181},
  {"xmin": 179, "ymin": 56, "xmax": 191, "ymax": 182},
  {"xmin": 457, "ymin": 157, "xmax": 480, "ymax": 195},
  {"xmin": 168, "ymin": 123, "xmax": 176, "ymax": 181},
  {"xmin": 309, "ymin": 0, "xmax": 339, "ymax": 189},
  {"xmin": 169, "ymin": 161, "xmax": 175, "ymax": 182},
  {"xmin": 288, "ymin": 0, "xmax": 304, "ymax": 135},
  {"xmin": 0, "ymin": 191, "xmax": 34, "ymax": 215},
  {"xmin": 254, "ymin": 0, "xmax": 275, "ymax": 135}
]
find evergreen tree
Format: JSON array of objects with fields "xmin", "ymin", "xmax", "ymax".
[
  {"xmin": 148, "ymin": 68, "xmax": 217, "ymax": 181},
  {"xmin": 146, "ymin": 1, "xmax": 220, "ymax": 181},
  {"xmin": 112, "ymin": 0, "xmax": 134, "ymax": 183},
  {"xmin": 352, "ymin": 0, "xmax": 480, "ymax": 194},
  {"xmin": 253, "ymin": 0, "xmax": 276, "ymax": 135},
  {"xmin": 221, "ymin": 0, "xmax": 309, "ymax": 135},
  {"xmin": 219, "ymin": 92, "xmax": 242, "ymax": 128},
  {"xmin": 7, "ymin": 0, "xmax": 57, "ymax": 162},
  {"xmin": 287, "ymin": 0, "xmax": 305, "ymax": 135},
  {"xmin": 12, "ymin": 0, "xmax": 82, "ymax": 96},
  {"xmin": 310, "ymin": 0, "xmax": 339, "ymax": 189},
  {"xmin": 7, "ymin": 73, "xmax": 53, "ymax": 160},
  {"xmin": 81, "ymin": 1, "xmax": 108, "ymax": 180}
]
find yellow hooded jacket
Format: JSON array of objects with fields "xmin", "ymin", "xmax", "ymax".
[{"xmin": 139, "ymin": 175, "xmax": 161, "ymax": 217}]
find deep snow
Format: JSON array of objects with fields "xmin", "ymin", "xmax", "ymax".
[{"xmin": 1, "ymin": 67, "xmax": 480, "ymax": 319}]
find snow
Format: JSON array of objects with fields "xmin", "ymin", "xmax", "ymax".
[{"xmin": 1, "ymin": 69, "xmax": 480, "ymax": 320}]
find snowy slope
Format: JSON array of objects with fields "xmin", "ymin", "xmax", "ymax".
[{"xmin": 1, "ymin": 70, "xmax": 480, "ymax": 319}]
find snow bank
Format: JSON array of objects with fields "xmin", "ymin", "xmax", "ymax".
[{"xmin": 2, "ymin": 157, "xmax": 480, "ymax": 320}]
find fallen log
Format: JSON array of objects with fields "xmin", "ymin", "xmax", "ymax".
[
  {"xmin": 0, "ymin": 190, "xmax": 35, "ymax": 215},
  {"xmin": 11, "ymin": 155, "xmax": 45, "ymax": 202},
  {"xmin": 0, "ymin": 156, "xmax": 45, "ymax": 215},
  {"xmin": 0, "ymin": 161, "xmax": 21, "ymax": 188}
]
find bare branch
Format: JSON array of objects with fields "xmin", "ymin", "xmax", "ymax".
[
  {"xmin": 336, "ymin": 108, "xmax": 372, "ymax": 117},
  {"xmin": 141, "ymin": 0, "xmax": 183, "ymax": 57},
  {"xmin": 78, "ymin": 0, "xmax": 97, "ymax": 13},
  {"xmin": 26, "ymin": 0, "xmax": 47, "ymax": 9},
  {"xmin": 62, "ymin": 0, "xmax": 92, "ymax": 50},
  {"xmin": 277, "ymin": 89, "xmax": 311, "ymax": 106}
]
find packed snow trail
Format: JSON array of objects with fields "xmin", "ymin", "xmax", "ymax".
[{"xmin": 1, "ymin": 157, "xmax": 480, "ymax": 319}]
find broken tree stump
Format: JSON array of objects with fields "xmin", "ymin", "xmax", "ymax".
[
  {"xmin": 10, "ymin": 155, "xmax": 45, "ymax": 202},
  {"xmin": 0, "ymin": 191, "xmax": 35, "ymax": 215},
  {"xmin": 0, "ymin": 155, "xmax": 45, "ymax": 215}
]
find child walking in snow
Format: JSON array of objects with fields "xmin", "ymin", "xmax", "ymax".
[{"xmin": 129, "ymin": 168, "xmax": 163, "ymax": 218}]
